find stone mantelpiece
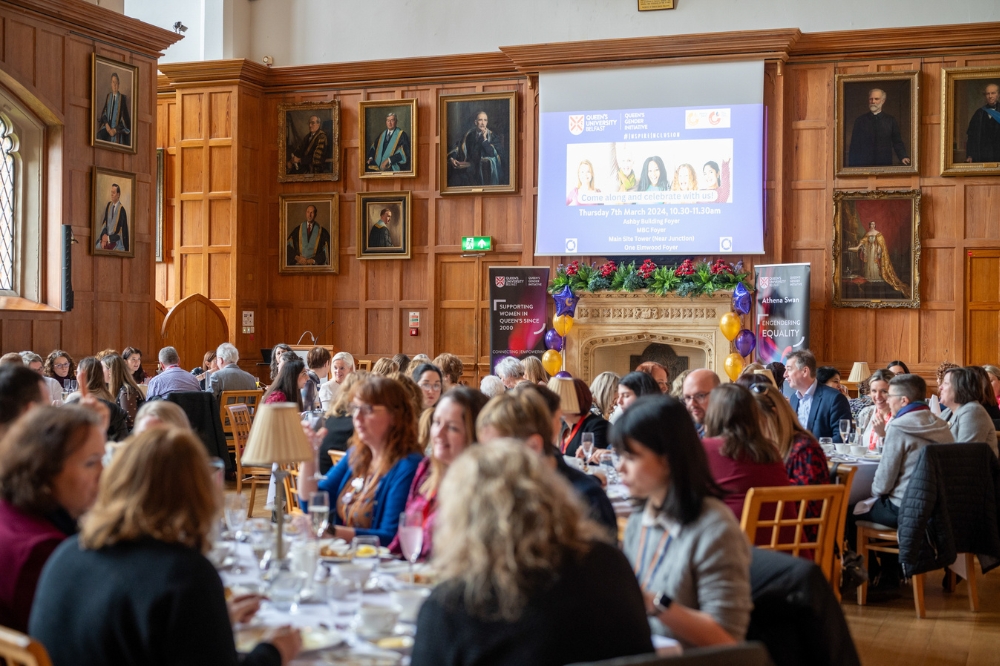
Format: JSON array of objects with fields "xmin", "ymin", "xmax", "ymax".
[{"xmin": 565, "ymin": 291, "xmax": 734, "ymax": 383}]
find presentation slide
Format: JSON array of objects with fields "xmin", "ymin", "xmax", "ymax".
[{"xmin": 536, "ymin": 62, "xmax": 765, "ymax": 257}]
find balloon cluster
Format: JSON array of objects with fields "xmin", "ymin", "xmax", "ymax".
[
  {"xmin": 543, "ymin": 286, "xmax": 577, "ymax": 376},
  {"xmin": 719, "ymin": 282, "xmax": 756, "ymax": 381}
]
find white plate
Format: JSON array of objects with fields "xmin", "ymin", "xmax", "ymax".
[{"xmin": 235, "ymin": 626, "xmax": 344, "ymax": 654}]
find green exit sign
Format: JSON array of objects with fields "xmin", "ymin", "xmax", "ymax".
[{"xmin": 461, "ymin": 236, "xmax": 493, "ymax": 251}]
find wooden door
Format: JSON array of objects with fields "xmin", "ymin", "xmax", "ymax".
[{"xmin": 966, "ymin": 249, "xmax": 1000, "ymax": 366}]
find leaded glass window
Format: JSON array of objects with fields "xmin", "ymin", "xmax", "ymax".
[{"xmin": 0, "ymin": 116, "xmax": 15, "ymax": 291}]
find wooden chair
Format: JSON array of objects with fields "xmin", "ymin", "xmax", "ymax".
[
  {"xmin": 281, "ymin": 464, "xmax": 304, "ymax": 516},
  {"xmin": 856, "ymin": 523, "xmax": 979, "ymax": 618},
  {"xmin": 0, "ymin": 625, "xmax": 52, "ymax": 666},
  {"xmin": 219, "ymin": 389, "xmax": 264, "ymax": 440},
  {"xmin": 227, "ymin": 404, "xmax": 271, "ymax": 516},
  {"xmin": 739, "ymin": 484, "xmax": 846, "ymax": 585},
  {"xmin": 828, "ymin": 463, "xmax": 858, "ymax": 601},
  {"xmin": 328, "ymin": 449, "xmax": 346, "ymax": 468}
]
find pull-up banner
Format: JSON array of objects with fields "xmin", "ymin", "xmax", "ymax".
[
  {"xmin": 489, "ymin": 267, "xmax": 550, "ymax": 373},
  {"xmin": 754, "ymin": 263, "xmax": 810, "ymax": 365}
]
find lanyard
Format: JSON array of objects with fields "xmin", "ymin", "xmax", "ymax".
[
  {"xmin": 633, "ymin": 525, "xmax": 673, "ymax": 591},
  {"xmin": 561, "ymin": 417, "xmax": 586, "ymax": 454}
]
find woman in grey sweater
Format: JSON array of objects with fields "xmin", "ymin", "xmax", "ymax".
[
  {"xmin": 941, "ymin": 367, "xmax": 998, "ymax": 456},
  {"xmin": 614, "ymin": 395, "xmax": 753, "ymax": 648}
]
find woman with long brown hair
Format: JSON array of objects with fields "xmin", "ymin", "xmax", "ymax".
[
  {"xmin": 751, "ymin": 383, "xmax": 830, "ymax": 486},
  {"xmin": 312, "ymin": 375, "xmax": 424, "ymax": 545},
  {"xmin": 102, "ymin": 353, "xmax": 145, "ymax": 431},
  {"xmin": 70, "ymin": 357, "xmax": 129, "ymax": 442}
]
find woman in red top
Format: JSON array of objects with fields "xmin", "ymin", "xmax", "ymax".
[
  {"xmin": 388, "ymin": 387, "xmax": 488, "ymax": 560},
  {"xmin": 0, "ymin": 406, "xmax": 106, "ymax": 631},
  {"xmin": 263, "ymin": 357, "xmax": 308, "ymax": 408}
]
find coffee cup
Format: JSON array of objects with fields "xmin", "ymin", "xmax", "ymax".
[
  {"xmin": 391, "ymin": 588, "xmax": 431, "ymax": 623},
  {"xmin": 850, "ymin": 445, "xmax": 867, "ymax": 457},
  {"xmin": 358, "ymin": 603, "xmax": 400, "ymax": 635},
  {"xmin": 835, "ymin": 443, "xmax": 850, "ymax": 454}
]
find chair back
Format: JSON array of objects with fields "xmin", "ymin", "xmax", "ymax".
[
  {"xmin": 282, "ymin": 465, "xmax": 303, "ymax": 515},
  {"xmin": 219, "ymin": 389, "xmax": 264, "ymax": 435},
  {"xmin": 829, "ymin": 464, "xmax": 857, "ymax": 550},
  {"xmin": 328, "ymin": 449, "xmax": 346, "ymax": 468},
  {"xmin": 227, "ymin": 404, "xmax": 256, "ymax": 475},
  {"xmin": 740, "ymin": 484, "xmax": 846, "ymax": 583},
  {"xmin": 565, "ymin": 642, "xmax": 774, "ymax": 666},
  {"xmin": 0, "ymin": 625, "xmax": 53, "ymax": 666}
]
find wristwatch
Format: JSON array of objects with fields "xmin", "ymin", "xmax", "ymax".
[{"xmin": 649, "ymin": 591, "xmax": 673, "ymax": 616}]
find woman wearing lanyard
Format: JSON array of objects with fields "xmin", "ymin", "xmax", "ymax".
[
  {"xmin": 388, "ymin": 387, "xmax": 488, "ymax": 560},
  {"xmin": 614, "ymin": 395, "xmax": 752, "ymax": 648}
]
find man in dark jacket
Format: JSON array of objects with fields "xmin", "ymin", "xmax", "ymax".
[
  {"xmin": 848, "ymin": 88, "xmax": 910, "ymax": 167},
  {"xmin": 786, "ymin": 350, "xmax": 853, "ymax": 443}
]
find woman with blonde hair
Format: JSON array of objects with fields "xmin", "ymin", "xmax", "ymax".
[
  {"xmin": 29, "ymin": 427, "xmax": 301, "ymax": 665},
  {"xmin": 102, "ymin": 353, "xmax": 145, "ymax": 431},
  {"xmin": 371, "ymin": 357, "xmax": 400, "ymax": 376},
  {"xmin": 133, "ymin": 400, "xmax": 191, "ymax": 435},
  {"xmin": 589, "ymin": 371, "xmax": 620, "ymax": 419},
  {"xmin": 410, "ymin": 440, "xmax": 652, "ymax": 665},
  {"xmin": 750, "ymin": 383, "xmax": 830, "ymax": 486},
  {"xmin": 671, "ymin": 163, "xmax": 698, "ymax": 191},
  {"xmin": 521, "ymin": 355, "xmax": 549, "ymax": 385}
]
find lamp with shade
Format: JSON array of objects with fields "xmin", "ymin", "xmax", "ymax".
[
  {"xmin": 844, "ymin": 362, "xmax": 872, "ymax": 396},
  {"xmin": 240, "ymin": 403, "xmax": 314, "ymax": 562}
]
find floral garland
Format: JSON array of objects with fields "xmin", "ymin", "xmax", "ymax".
[{"xmin": 550, "ymin": 258, "xmax": 753, "ymax": 297}]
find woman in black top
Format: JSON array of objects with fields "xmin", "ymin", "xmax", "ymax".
[
  {"xmin": 411, "ymin": 440, "xmax": 652, "ymax": 666},
  {"xmin": 556, "ymin": 378, "xmax": 609, "ymax": 457},
  {"xmin": 319, "ymin": 371, "xmax": 366, "ymax": 474},
  {"xmin": 29, "ymin": 427, "xmax": 301, "ymax": 666}
]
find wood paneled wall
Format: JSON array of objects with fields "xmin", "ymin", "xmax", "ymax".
[{"xmin": 0, "ymin": 0, "xmax": 176, "ymax": 365}]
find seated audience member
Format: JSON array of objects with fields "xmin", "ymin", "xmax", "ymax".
[
  {"xmin": 702, "ymin": 384, "xmax": 791, "ymax": 519},
  {"xmin": 636, "ymin": 361, "xmax": 670, "ymax": 394},
  {"xmin": 319, "ymin": 351, "xmax": 356, "ymax": 410},
  {"xmin": 556, "ymin": 378, "xmax": 609, "ymax": 457},
  {"xmin": 307, "ymin": 346, "xmax": 332, "ymax": 391},
  {"xmin": 73, "ymin": 357, "xmax": 129, "ymax": 442},
  {"xmin": 191, "ymin": 350, "xmax": 217, "ymax": 390},
  {"xmin": 388, "ymin": 387, "xmax": 488, "ymax": 561},
  {"xmin": 411, "ymin": 354, "xmax": 432, "ymax": 366},
  {"xmin": 44, "ymin": 350, "xmax": 76, "ymax": 391},
  {"xmin": 739, "ymin": 363, "xmax": 776, "ymax": 387},
  {"xmin": 681, "ymin": 368, "xmax": 721, "ymax": 437},
  {"xmin": 433, "ymin": 353, "xmax": 464, "ymax": 391},
  {"xmin": 751, "ymin": 383, "xmax": 830, "ymax": 486},
  {"xmin": 412, "ymin": 362, "xmax": 444, "ymax": 411},
  {"xmin": 103, "ymin": 353, "xmax": 146, "ymax": 431},
  {"xmin": 95, "ymin": 349, "xmax": 118, "ymax": 362},
  {"xmin": 849, "ymin": 376, "xmax": 874, "ymax": 421},
  {"xmin": 495, "ymin": 356, "xmax": 527, "ymax": 390},
  {"xmin": 940, "ymin": 367, "xmax": 998, "ymax": 455},
  {"xmin": 263, "ymin": 357, "xmax": 307, "ymax": 408},
  {"xmin": 0, "ymin": 365, "xmax": 47, "ymax": 437},
  {"xmin": 392, "ymin": 353, "xmax": 412, "ymax": 376},
  {"xmin": 319, "ymin": 372, "xmax": 366, "ymax": 475},
  {"xmin": 930, "ymin": 361, "xmax": 960, "ymax": 414},
  {"xmin": 268, "ymin": 343, "xmax": 294, "ymax": 385},
  {"xmin": 887, "ymin": 360, "xmax": 911, "ymax": 376},
  {"xmin": 476, "ymin": 386, "xmax": 617, "ymax": 537},
  {"xmin": 132, "ymin": 400, "xmax": 192, "ymax": 435},
  {"xmin": 309, "ymin": 376, "xmax": 423, "ymax": 546},
  {"xmin": 590, "ymin": 371, "xmax": 620, "ymax": 420},
  {"xmin": 411, "ymin": 441, "xmax": 653, "ymax": 666},
  {"xmin": 614, "ymin": 395, "xmax": 752, "ymax": 647},
  {"xmin": 619, "ymin": 371, "xmax": 661, "ymax": 413},
  {"xmin": 521, "ymin": 355, "xmax": 549, "ymax": 386},
  {"xmin": 145, "ymin": 346, "xmax": 202, "ymax": 399},
  {"xmin": 785, "ymin": 350, "xmax": 853, "ymax": 442},
  {"xmin": 122, "ymin": 347, "xmax": 147, "ymax": 385},
  {"xmin": 856, "ymin": 373, "xmax": 954, "ymax": 529},
  {"xmin": 966, "ymin": 365, "xmax": 1000, "ymax": 421},
  {"xmin": 735, "ymin": 372, "xmax": 772, "ymax": 392},
  {"xmin": 389, "ymin": 372, "xmax": 425, "ymax": 423},
  {"xmin": 817, "ymin": 365, "xmax": 849, "ymax": 397},
  {"xmin": 20, "ymin": 352, "xmax": 62, "ymax": 404},
  {"xmin": 0, "ymin": 352, "xmax": 24, "ymax": 366},
  {"xmin": 371, "ymin": 357, "xmax": 400, "ymax": 376},
  {"xmin": 984, "ymin": 365, "xmax": 1000, "ymax": 406},
  {"xmin": 480, "ymin": 375, "xmax": 504, "ymax": 398},
  {"xmin": 0, "ymin": 406, "xmax": 105, "ymax": 631},
  {"xmin": 207, "ymin": 342, "xmax": 258, "ymax": 400},
  {"xmin": 670, "ymin": 369, "xmax": 691, "ymax": 399},
  {"xmin": 766, "ymin": 361, "xmax": 787, "ymax": 394},
  {"xmin": 29, "ymin": 427, "xmax": 300, "ymax": 666},
  {"xmin": 857, "ymin": 369, "xmax": 894, "ymax": 452}
]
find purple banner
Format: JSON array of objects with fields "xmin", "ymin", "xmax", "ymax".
[
  {"xmin": 489, "ymin": 267, "xmax": 550, "ymax": 372},
  {"xmin": 754, "ymin": 263, "xmax": 810, "ymax": 365}
]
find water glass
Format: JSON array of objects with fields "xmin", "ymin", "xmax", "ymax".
[
  {"xmin": 601, "ymin": 454, "xmax": 617, "ymax": 483},
  {"xmin": 67, "ymin": 379, "xmax": 78, "ymax": 393},
  {"xmin": 248, "ymin": 518, "xmax": 273, "ymax": 572},
  {"xmin": 289, "ymin": 540, "xmax": 319, "ymax": 591},
  {"xmin": 352, "ymin": 535, "xmax": 381, "ymax": 576},
  {"xmin": 224, "ymin": 494, "xmax": 248, "ymax": 536},
  {"xmin": 268, "ymin": 571, "xmax": 308, "ymax": 612},
  {"xmin": 308, "ymin": 491, "xmax": 330, "ymax": 538},
  {"xmin": 398, "ymin": 512, "xmax": 424, "ymax": 583},
  {"xmin": 581, "ymin": 433, "xmax": 595, "ymax": 460}
]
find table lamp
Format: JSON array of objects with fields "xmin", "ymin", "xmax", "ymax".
[
  {"xmin": 847, "ymin": 361, "xmax": 872, "ymax": 385},
  {"xmin": 240, "ymin": 403, "xmax": 314, "ymax": 561}
]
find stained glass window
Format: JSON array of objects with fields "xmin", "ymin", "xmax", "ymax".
[{"xmin": 0, "ymin": 116, "xmax": 15, "ymax": 291}]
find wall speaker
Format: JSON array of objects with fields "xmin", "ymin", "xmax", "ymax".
[{"xmin": 61, "ymin": 224, "xmax": 73, "ymax": 312}]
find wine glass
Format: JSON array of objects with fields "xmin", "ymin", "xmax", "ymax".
[
  {"xmin": 308, "ymin": 491, "xmax": 330, "ymax": 538},
  {"xmin": 352, "ymin": 535, "xmax": 381, "ymax": 582},
  {"xmin": 601, "ymin": 453, "xmax": 617, "ymax": 484},
  {"xmin": 838, "ymin": 419, "xmax": 852, "ymax": 444},
  {"xmin": 581, "ymin": 433, "xmax": 595, "ymax": 462},
  {"xmin": 67, "ymin": 379, "xmax": 78, "ymax": 393},
  {"xmin": 398, "ymin": 512, "xmax": 424, "ymax": 584},
  {"xmin": 248, "ymin": 518, "xmax": 273, "ymax": 574}
]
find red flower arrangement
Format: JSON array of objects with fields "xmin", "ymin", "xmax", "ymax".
[
  {"xmin": 709, "ymin": 258, "xmax": 734, "ymax": 275},
  {"xmin": 675, "ymin": 259, "xmax": 696, "ymax": 277},
  {"xmin": 599, "ymin": 260, "xmax": 617, "ymax": 277},
  {"xmin": 565, "ymin": 260, "xmax": 580, "ymax": 276},
  {"xmin": 638, "ymin": 259, "xmax": 657, "ymax": 279}
]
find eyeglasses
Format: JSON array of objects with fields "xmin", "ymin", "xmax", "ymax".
[
  {"xmin": 418, "ymin": 382, "xmax": 442, "ymax": 391},
  {"xmin": 54, "ymin": 362, "xmax": 70, "ymax": 369},
  {"xmin": 887, "ymin": 393, "xmax": 905, "ymax": 399},
  {"xmin": 349, "ymin": 402, "xmax": 386, "ymax": 417},
  {"xmin": 682, "ymin": 392, "xmax": 710, "ymax": 404}
]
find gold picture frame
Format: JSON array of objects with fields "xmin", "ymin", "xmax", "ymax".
[
  {"xmin": 835, "ymin": 71, "xmax": 919, "ymax": 177},
  {"xmin": 358, "ymin": 99, "xmax": 417, "ymax": 179},
  {"xmin": 439, "ymin": 91, "xmax": 516, "ymax": 195},
  {"xmin": 940, "ymin": 66, "xmax": 1000, "ymax": 176},
  {"xmin": 356, "ymin": 191, "xmax": 411, "ymax": 260},
  {"xmin": 91, "ymin": 54, "xmax": 138, "ymax": 154},
  {"xmin": 832, "ymin": 189, "xmax": 921, "ymax": 309},
  {"xmin": 91, "ymin": 166, "xmax": 137, "ymax": 258},
  {"xmin": 278, "ymin": 101, "xmax": 340, "ymax": 183},
  {"xmin": 278, "ymin": 193, "xmax": 339, "ymax": 274}
]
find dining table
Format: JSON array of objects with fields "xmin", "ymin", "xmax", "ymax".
[{"xmin": 827, "ymin": 453, "xmax": 880, "ymax": 505}]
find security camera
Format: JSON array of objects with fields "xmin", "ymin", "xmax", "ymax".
[{"xmin": 172, "ymin": 22, "xmax": 188, "ymax": 34}]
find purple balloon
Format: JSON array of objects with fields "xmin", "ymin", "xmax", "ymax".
[
  {"xmin": 544, "ymin": 329, "xmax": 564, "ymax": 351},
  {"xmin": 553, "ymin": 285, "xmax": 578, "ymax": 317},
  {"xmin": 733, "ymin": 282, "xmax": 752, "ymax": 315},
  {"xmin": 734, "ymin": 329, "xmax": 756, "ymax": 358},
  {"xmin": 556, "ymin": 371, "xmax": 573, "ymax": 378}
]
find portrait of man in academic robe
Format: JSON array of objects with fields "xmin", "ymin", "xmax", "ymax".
[
  {"xmin": 91, "ymin": 56, "xmax": 138, "ymax": 154},
  {"xmin": 92, "ymin": 167, "xmax": 136, "ymax": 258},
  {"xmin": 360, "ymin": 100, "xmax": 417, "ymax": 179},
  {"xmin": 357, "ymin": 192, "xmax": 411, "ymax": 260},
  {"xmin": 836, "ymin": 73, "xmax": 917, "ymax": 176},
  {"xmin": 278, "ymin": 102, "xmax": 340, "ymax": 182},
  {"xmin": 278, "ymin": 195, "xmax": 339, "ymax": 274}
]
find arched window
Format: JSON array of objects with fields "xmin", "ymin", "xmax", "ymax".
[{"xmin": 0, "ymin": 114, "xmax": 16, "ymax": 291}]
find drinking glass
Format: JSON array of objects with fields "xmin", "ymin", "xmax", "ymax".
[
  {"xmin": 352, "ymin": 535, "xmax": 381, "ymax": 579},
  {"xmin": 581, "ymin": 433, "xmax": 595, "ymax": 461},
  {"xmin": 289, "ymin": 540, "xmax": 319, "ymax": 593},
  {"xmin": 838, "ymin": 419, "xmax": 852, "ymax": 444},
  {"xmin": 67, "ymin": 379, "xmax": 78, "ymax": 393},
  {"xmin": 308, "ymin": 491, "xmax": 330, "ymax": 538},
  {"xmin": 248, "ymin": 518, "xmax": 273, "ymax": 573},
  {"xmin": 398, "ymin": 512, "xmax": 424, "ymax": 584},
  {"xmin": 268, "ymin": 571, "xmax": 308, "ymax": 612},
  {"xmin": 301, "ymin": 382, "xmax": 317, "ymax": 411},
  {"xmin": 601, "ymin": 454, "xmax": 617, "ymax": 484}
]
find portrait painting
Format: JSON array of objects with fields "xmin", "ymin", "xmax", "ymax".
[
  {"xmin": 91, "ymin": 167, "xmax": 136, "ymax": 258},
  {"xmin": 359, "ymin": 99, "xmax": 417, "ymax": 179},
  {"xmin": 278, "ymin": 101, "xmax": 340, "ymax": 183},
  {"xmin": 439, "ymin": 92, "xmax": 516, "ymax": 194},
  {"xmin": 833, "ymin": 189, "xmax": 921, "ymax": 309},
  {"xmin": 279, "ymin": 193, "xmax": 339, "ymax": 274},
  {"xmin": 356, "ymin": 191, "xmax": 411, "ymax": 260},
  {"xmin": 91, "ymin": 55, "xmax": 138, "ymax": 154},
  {"xmin": 835, "ymin": 72, "xmax": 919, "ymax": 177},
  {"xmin": 941, "ymin": 66, "xmax": 1000, "ymax": 176}
]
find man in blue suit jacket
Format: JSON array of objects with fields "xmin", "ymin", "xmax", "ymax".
[{"xmin": 785, "ymin": 350, "xmax": 853, "ymax": 442}]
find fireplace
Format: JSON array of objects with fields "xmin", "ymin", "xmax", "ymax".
[{"xmin": 564, "ymin": 291, "xmax": 734, "ymax": 383}]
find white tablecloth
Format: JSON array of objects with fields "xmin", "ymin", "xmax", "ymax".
[{"xmin": 828, "ymin": 455, "xmax": 880, "ymax": 505}]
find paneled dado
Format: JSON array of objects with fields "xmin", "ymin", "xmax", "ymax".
[{"xmin": 155, "ymin": 23, "xmax": 1000, "ymax": 383}]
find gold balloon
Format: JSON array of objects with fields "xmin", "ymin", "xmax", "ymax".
[
  {"xmin": 719, "ymin": 312, "xmax": 741, "ymax": 341},
  {"xmin": 553, "ymin": 314, "xmax": 574, "ymax": 337},
  {"xmin": 724, "ymin": 353, "xmax": 744, "ymax": 382},
  {"xmin": 542, "ymin": 349, "xmax": 563, "ymax": 376}
]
